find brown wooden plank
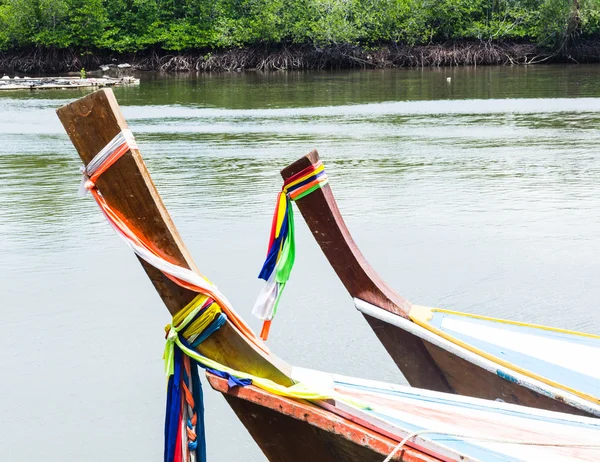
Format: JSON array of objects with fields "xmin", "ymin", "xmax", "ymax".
[
  {"xmin": 282, "ymin": 150, "xmax": 411, "ymax": 317},
  {"xmin": 281, "ymin": 150, "xmax": 452, "ymax": 392},
  {"xmin": 208, "ymin": 374, "xmax": 443, "ymax": 462},
  {"xmin": 57, "ymin": 88, "xmax": 292, "ymax": 385}
]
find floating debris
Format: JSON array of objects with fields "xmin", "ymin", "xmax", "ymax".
[{"xmin": 0, "ymin": 76, "xmax": 140, "ymax": 91}]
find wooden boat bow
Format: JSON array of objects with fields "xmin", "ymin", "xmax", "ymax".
[
  {"xmin": 282, "ymin": 150, "xmax": 600, "ymax": 418},
  {"xmin": 281, "ymin": 150, "xmax": 411, "ymax": 316},
  {"xmin": 281, "ymin": 150, "xmax": 452, "ymax": 392},
  {"xmin": 57, "ymin": 89, "xmax": 293, "ymax": 385}
]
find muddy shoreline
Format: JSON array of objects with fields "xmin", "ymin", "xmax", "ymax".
[{"xmin": 2, "ymin": 41, "xmax": 600, "ymax": 74}]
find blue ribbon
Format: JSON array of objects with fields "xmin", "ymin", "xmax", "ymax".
[
  {"xmin": 164, "ymin": 348, "xmax": 182, "ymax": 462},
  {"xmin": 191, "ymin": 313, "xmax": 228, "ymax": 348},
  {"xmin": 189, "ymin": 357, "xmax": 206, "ymax": 462},
  {"xmin": 258, "ymin": 202, "xmax": 290, "ymax": 280},
  {"xmin": 205, "ymin": 367, "xmax": 253, "ymax": 388}
]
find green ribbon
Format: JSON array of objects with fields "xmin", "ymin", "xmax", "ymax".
[
  {"xmin": 276, "ymin": 200, "xmax": 295, "ymax": 284},
  {"xmin": 164, "ymin": 326, "xmax": 178, "ymax": 377},
  {"xmin": 271, "ymin": 199, "xmax": 296, "ymax": 318}
]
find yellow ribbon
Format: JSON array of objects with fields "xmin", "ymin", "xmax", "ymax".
[
  {"xmin": 164, "ymin": 294, "xmax": 216, "ymax": 376},
  {"xmin": 163, "ymin": 286, "xmax": 371, "ymax": 408}
]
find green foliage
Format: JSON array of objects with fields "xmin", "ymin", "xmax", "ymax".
[
  {"xmin": 534, "ymin": 0, "xmax": 576, "ymax": 46},
  {"xmin": 1, "ymin": 0, "xmax": 599, "ymax": 52},
  {"xmin": 581, "ymin": 0, "xmax": 600, "ymax": 33},
  {"xmin": 0, "ymin": 1, "xmax": 14, "ymax": 49},
  {"xmin": 36, "ymin": 0, "xmax": 71, "ymax": 47}
]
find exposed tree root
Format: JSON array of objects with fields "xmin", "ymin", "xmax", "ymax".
[{"xmin": 2, "ymin": 41, "xmax": 600, "ymax": 74}]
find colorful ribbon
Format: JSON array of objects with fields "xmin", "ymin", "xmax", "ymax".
[
  {"xmin": 78, "ymin": 129, "xmax": 137, "ymax": 196},
  {"xmin": 252, "ymin": 161, "xmax": 329, "ymax": 340},
  {"xmin": 164, "ymin": 294, "xmax": 228, "ymax": 462},
  {"xmin": 78, "ymin": 129, "xmax": 267, "ymax": 355}
]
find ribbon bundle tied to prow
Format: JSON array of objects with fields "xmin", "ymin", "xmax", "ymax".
[{"xmin": 252, "ymin": 161, "xmax": 329, "ymax": 340}]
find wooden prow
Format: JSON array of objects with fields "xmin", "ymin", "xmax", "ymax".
[
  {"xmin": 57, "ymin": 89, "xmax": 293, "ymax": 386},
  {"xmin": 281, "ymin": 150, "xmax": 452, "ymax": 392},
  {"xmin": 281, "ymin": 150, "xmax": 410, "ymax": 316}
]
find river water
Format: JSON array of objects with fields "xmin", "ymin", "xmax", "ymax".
[{"xmin": 1, "ymin": 66, "xmax": 600, "ymax": 461}]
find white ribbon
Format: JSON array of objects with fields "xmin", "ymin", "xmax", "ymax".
[{"xmin": 78, "ymin": 129, "xmax": 138, "ymax": 196}]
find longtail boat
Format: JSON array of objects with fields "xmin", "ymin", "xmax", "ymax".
[
  {"xmin": 281, "ymin": 150, "xmax": 600, "ymax": 418},
  {"xmin": 57, "ymin": 89, "xmax": 600, "ymax": 461}
]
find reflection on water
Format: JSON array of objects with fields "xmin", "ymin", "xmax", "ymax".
[{"xmin": 2, "ymin": 66, "xmax": 600, "ymax": 461}]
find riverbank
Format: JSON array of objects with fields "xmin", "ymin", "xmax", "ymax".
[{"xmin": 2, "ymin": 41, "xmax": 600, "ymax": 74}]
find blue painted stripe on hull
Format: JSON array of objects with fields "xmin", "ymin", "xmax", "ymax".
[
  {"xmin": 427, "ymin": 312, "xmax": 600, "ymax": 398},
  {"xmin": 443, "ymin": 328, "xmax": 600, "ymax": 397}
]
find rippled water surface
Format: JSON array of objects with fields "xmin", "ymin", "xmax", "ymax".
[{"xmin": 2, "ymin": 66, "xmax": 600, "ymax": 461}]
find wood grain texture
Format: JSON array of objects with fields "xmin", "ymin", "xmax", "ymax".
[
  {"xmin": 208, "ymin": 374, "xmax": 444, "ymax": 462},
  {"xmin": 56, "ymin": 88, "xmax": 292, "ymax": 385},
  {"xmin": 281, "ymin": 150, "xmax": 452, "ymax": 392}
]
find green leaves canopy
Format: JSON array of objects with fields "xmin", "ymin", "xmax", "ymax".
[{"xmin": 0, "ymin": 0, "xmax": 597, "ymax": 52}]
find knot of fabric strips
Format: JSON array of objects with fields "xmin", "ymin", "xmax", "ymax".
[
  {"xmin": 78, "ymin": 129, "xmax": 137, "ymax": 196},
  {"xmin": 252, "ymin": 161, "xmax": 329, "ymax": 340}
]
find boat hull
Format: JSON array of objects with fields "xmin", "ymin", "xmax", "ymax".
[
  {"xmin": 366, "ymin": 311, "xmax": 593, "ymax": 416},
  {"xmin": 207, "ymin": 373, "xmax": 442, "ymax": 462}
]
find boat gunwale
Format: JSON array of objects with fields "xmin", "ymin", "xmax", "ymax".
[
  {"xmin": 411, "ymin": 305, "xmax": 600, "ymax": 340},
  {"xmin": 356, "ymin": 298, "xmax": 600, "ymax": 417}
]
